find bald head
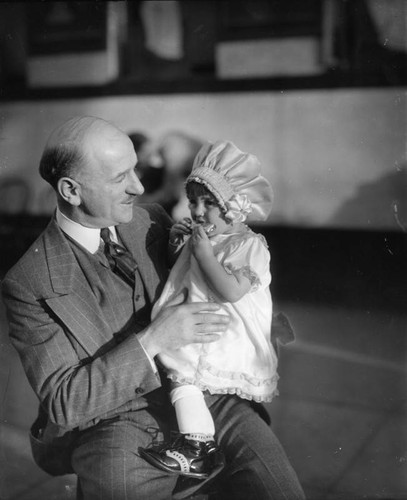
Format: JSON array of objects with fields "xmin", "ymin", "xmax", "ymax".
[
  {"xmin": 40, "ymin": 116, "xmax": 143, "ymax": 227},
  {"xmin": 39, "ymin": 116, "xmax": 120, "ymax": 189}
]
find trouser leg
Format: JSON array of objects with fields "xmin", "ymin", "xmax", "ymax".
[
  {"xmin": 207, "ymin": 394, "xmax": 305, "ymax": 500},
  {"xmin": 72, "ymin": 409, "xmax": 178, "ymax": 500}
]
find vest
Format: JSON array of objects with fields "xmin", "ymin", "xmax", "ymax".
[{"xmin": 69, "ymin": 239, "xmax": 151, "ymax": 343}]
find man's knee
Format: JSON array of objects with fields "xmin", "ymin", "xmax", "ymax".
[
  {"xmin": 71, "ymin": 418, "xmax": 177, "ymax": 499},
  {"xmin": 73, "ymin": 446, "xmax": 177, "ymax": 500},
  {"xmin": 204, "ymin": 395, "xmax": 305, "ymax": 500}
]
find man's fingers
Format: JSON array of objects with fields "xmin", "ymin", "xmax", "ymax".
[
  {"xmin": 194, "ymin": 333, "xmax": 222, "ymax": 344},
  {"xmin": 194, "ymin": 312, "xmax": 229, "ymax": 327},
  {"xmin": 184, "ymin": 302, "xmax": 223, "ymax": 313}
]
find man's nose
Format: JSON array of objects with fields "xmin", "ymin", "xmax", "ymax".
[{"xmin": 128, "ymin": 170, "xmax": 145, "ymax": 195}]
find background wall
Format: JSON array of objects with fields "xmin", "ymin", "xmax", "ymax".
[
  {"xmin": 0, "ymin": 86, "xmax": 405, "ymax": 230},
  {"xmin": 1, "ymin": 2, "xmax": 406, "ymax": 499}
]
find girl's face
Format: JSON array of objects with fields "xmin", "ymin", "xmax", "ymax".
[{"xmin": 187, "ymin": 189, "xmax": 233, "ymax": 237}]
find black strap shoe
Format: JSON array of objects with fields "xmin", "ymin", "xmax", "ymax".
[{"xmin": 139, "ymin": 434, "xmax": 225, "ymax": 479}]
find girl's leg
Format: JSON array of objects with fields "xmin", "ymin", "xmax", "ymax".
[
  {"xmin": 171, "ymin": 384, "xmax": 215, "ymax": 436},
  {"xmin": 139, "ymin": 385, "xmax": 224, "ymax": 479}
]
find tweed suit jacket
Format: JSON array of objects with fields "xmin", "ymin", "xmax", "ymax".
[{"xmin": 1, "ymin": 204, "xmax": 172, "ymax": 438}]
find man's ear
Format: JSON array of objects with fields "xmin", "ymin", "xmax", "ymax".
[{"xmin": 57, "ymin": 177, "xmax": 81, "ymax": 206}]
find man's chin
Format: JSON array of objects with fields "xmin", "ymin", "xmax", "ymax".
[{"xmin": 117, "ymin": 205, "xmax": 134, "ymax": 224}]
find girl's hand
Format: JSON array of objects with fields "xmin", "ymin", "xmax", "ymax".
[
  {"xmin": 190, "ymin": 224, "xmax": 213, "ymax": 261},
  {"xmin": 169, "ymin": 218, "xmax": 193, "ymax": 246}
]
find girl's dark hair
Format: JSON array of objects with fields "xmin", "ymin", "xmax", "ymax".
[
  {"xmin": 186, "ymin": 181, "xmax": 211, "ymax": 199},
  {"xmin": 186, "ymin": 181, "xmax": 226, "ymax": 213}
]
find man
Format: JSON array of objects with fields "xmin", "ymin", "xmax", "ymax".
[{"xmin": 2, "ymin": 117, "xmax": 305, "ymax": 499}]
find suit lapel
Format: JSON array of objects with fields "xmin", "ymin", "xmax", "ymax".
[
  {"xmin": 117, "ymin": 210, "xmax": 159, "ymax": 303},
  {"xmin": 43, "ymin": 219, "xmax": 113, "ymax": 356},
  {"xmin": 41, "ymin": 208, "xmax": 167, "ymax": 356}
]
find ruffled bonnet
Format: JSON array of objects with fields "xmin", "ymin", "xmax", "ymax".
[{"xmin": 186, "ymin": 140, "xmax": 273, "ymax": 223}]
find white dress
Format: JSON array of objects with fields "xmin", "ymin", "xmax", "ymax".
[{"xmin": 152, "ymin": 226, "xmax": 279, "ymax": 403}]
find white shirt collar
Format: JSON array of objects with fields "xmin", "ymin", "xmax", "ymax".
[{"xmin": 56, "ymin": 208, "xmax": 117, "ymax": 254}]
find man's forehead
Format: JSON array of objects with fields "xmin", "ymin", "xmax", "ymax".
[
  {"xmin": 88, "ymin": 126, "xmax": 131, "ymax": 156},
  {"xmin": 84, "ymin": 134, "xmax": 135, "ymax": 179}
]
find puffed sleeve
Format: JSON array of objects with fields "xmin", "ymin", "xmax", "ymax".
[{"xmin": 220, "ymin": 233, "xmax": 271, "ymax": 291}]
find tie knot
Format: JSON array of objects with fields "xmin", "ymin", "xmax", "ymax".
[
  {"xmin": 99, "ymin": 227, "xmax": 137, "ymax": 288},
  {"xmin": 101, "ymin": 228, "xmax": 112, "ymax": 244}
]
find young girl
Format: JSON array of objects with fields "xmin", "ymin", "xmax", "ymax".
[{"xmin": 140, "ymin": 140, "xmax": 277, "ymax": 479}]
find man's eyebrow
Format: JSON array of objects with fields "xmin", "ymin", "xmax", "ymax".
[{"xmin": 110, "ymin": 167, "xmax": 129, "ymax": 181}]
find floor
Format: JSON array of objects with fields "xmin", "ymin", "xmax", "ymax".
[
  {"xmin": 1, "ymin": 295, "xmax": 406, "ymax": 500},
  {"xmin": 269, "ymin": 303, "xmax": 407, "ymax": 500}
]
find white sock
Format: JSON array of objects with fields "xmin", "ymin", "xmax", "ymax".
[{"xmin": 170, "ymin": 385, "xmax": 215, "ymax": 437}]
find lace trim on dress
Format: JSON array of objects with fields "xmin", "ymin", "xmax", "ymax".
[
  {"xmin": 165, "ymin": 362, "xmax": 280, "ymax": 403},
  {"xmin": 224, "ymin": 264, "xmax": 261, "ymax": 291},
  {"xmin": 166, "ymin": 372, "xmax": 279, "ymax": 403},
  {"xmin": 199, "ymin": 358, "xmax": 278, "ymax": 387}
]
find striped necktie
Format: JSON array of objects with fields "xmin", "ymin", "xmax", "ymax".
[{"xmin": 100, "ymin": 228, "xmax": 137, "ymax": 287}]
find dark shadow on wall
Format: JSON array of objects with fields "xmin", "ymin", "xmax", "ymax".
[
  {"xmin": 329, "ymin": 168, "xmax": 407, "ymax": 232},
  {"xmin": 257, "ymin": 224, "xmax": 407, "ymax": 313}
]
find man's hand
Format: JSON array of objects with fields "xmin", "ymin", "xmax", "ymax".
[{"xmin": 138, "ymin": 290, "xmax": 229, "ymax": 358}]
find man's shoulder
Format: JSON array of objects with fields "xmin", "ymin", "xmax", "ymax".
[
  {"xmin": 131, "ymin": 203, "xmax": 173, "ymax": 230},
  {"xmin": 133, "ymin": 203, "xmax": 171, "ymax": 221},
  {"xmin": 3, "ymin": 219, "xmax": 53, "ymax": 282}
]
